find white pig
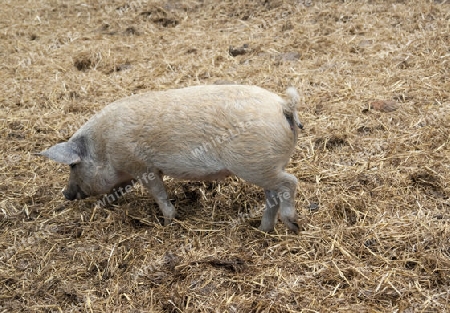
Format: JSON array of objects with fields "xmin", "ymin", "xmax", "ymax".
[{"xmin": 41, "ymin": 85, "xmax": 303, "ymax": 233}]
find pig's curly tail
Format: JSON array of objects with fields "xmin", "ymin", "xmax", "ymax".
[{"xmin": 283, "ymin": 87, "xmax": 303, "ymax": 129}]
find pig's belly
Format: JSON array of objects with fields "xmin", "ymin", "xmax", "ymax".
[{"xmin": 161, "ymin": 167, "xmax": 233, "ymax": 181}]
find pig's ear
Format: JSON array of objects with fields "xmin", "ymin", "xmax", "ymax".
[{"xmin": 40, "ymin": 142, "xmax": 81, "ymax": 165}]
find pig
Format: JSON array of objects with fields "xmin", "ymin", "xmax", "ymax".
[{"xmin": 41, "ymin": 85, "xmax": 303, "ymax": 233}]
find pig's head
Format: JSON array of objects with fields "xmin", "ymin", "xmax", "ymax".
[{"xmin": 41, "ymin": 137, "xmax": 111, "ymax": 200}]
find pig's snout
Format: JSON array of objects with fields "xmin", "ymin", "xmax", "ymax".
[
  {"xmin": 63, "ymin": 187, "xmax": 87, "ymax": 200},
  {"xmin": 63, "ymin": 189, "xmax": 75, "ymax": 200}
]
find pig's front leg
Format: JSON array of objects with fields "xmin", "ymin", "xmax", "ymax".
[
  {"xmin": 140, "ymin": 170, "xmax": 176, "ymax": 226},
  {"xmin": 259, "ymin": 190, "xmax": 280, "ymax": 232}
]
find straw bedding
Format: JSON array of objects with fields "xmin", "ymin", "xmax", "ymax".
[{"xmin": 1, "ymin": 0, "xmax": 449, "ymax": 311}]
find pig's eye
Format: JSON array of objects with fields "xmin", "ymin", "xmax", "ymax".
[{"xmin": 69, "ymin": 163, "xmax": 77, "ymax": 169}]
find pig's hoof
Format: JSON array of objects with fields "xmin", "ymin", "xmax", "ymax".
[
  {"xmin": 281, "ymin": 217, "xmax": 299, "ymax": 234},
  {"xmin": 163, "ymin": 218, "xmax": 173, "ymax": 226},
  {"xmin": 288, "ymin": 222, "xmax": 299, "ymax": 234},
  {"xmin": 258, "ymin": 224, "xmax": 274, "ymax": 233}
]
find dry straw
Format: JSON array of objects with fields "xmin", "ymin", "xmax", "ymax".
[{"xmin": 1, "ymin": 0, "xmax": 449, "ymax": 312}]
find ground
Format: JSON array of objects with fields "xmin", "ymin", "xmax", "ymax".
[{"xmin": 1, "ymin": 0, "xmax": 450, "ymax": 312}]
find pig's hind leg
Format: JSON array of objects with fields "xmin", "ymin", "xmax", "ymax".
[
  {"xmin": 241, "ymin": 170, "xmax": 299, "ymax": 234},
  {"xmin": 259, "ymin": 190, "xmax": 280, "ymax": 232},
  {"xmin": 274, "ymin": 172, "xmax": 299, "ymax": 234}
]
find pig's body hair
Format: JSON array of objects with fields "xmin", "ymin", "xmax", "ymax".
[
  {"xmin": 75, "ymin": 85, "xmax": 299, "ymax": 183},
  {"xmin": 43, "ymin": 85, "xmax": 302, "ymax": 233}
]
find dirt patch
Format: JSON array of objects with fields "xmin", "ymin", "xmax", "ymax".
[
  {"xmin": 410, "ymin": 171, "xmax": 447, "ymax": 198},
  {"xmin": 315, "ymin": 135, "xmax": 348, "ymax": 150}
]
